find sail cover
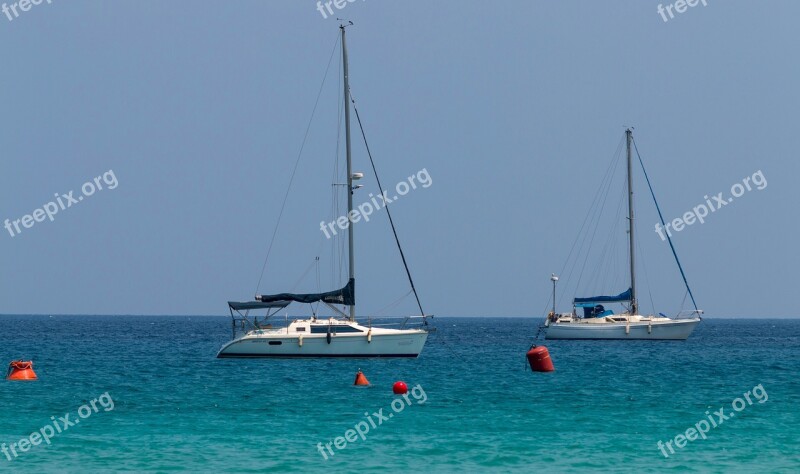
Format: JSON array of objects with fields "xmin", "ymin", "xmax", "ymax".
[
  {"xmin": 573, "ymin": 288, "xmax": 632, "ymax": 307},
  {"xmin": 256, "ymin": 278, "xmax": 355, "ymax": 306}
]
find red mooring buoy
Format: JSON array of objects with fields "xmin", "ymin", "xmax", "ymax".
[
  {"xmin": 526, "ymin": 346, "xmax": 554, "ymax": 372},
  {"xmin": 6, "ymin": 361, "xmax": 38, "ymax": 381},
  {"xmin": 393, "ymin": 381, "xmax": 408, "ymax": 394}
]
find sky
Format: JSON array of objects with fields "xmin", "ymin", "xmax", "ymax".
[{"xmin": 1, "ymin": 1, "xmax": 798, "ymax": 318}]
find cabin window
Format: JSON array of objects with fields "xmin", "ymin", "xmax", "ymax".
[
  {"xmin": 268, "ymin": 341, "xmax": 282, "ymax": 345},
  {"xmin": 310, "ymin": 325, "xmax": 364, "ymax": 334},
  {"xmin": 296, "ymin": 327, "xmax": 306, "ymax": 332}
]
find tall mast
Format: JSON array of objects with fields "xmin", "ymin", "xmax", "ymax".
[
  {"xmin": 626, "ymin": 128, "xmax": 637, "ymax": 315},
  {"xmin": 342, "ymin": 24, "xmax": 355, "ymax": 322}
]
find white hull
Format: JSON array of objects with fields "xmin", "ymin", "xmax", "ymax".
[
  {"xmin": 217, "ymin": 328, "xmax": 428, "ymax": 358},
  {"xmin": 545, "ymin": 318, "xmax": 700, "ymax": 340}
]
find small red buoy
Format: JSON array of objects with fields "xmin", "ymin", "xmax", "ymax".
[
  {"xmin": 6, "ymin": 361, "xmax": 38, "ymax": 381},
  {"xmin": 526, "ymin": 346, "xmax": 554, "ymax": 372},
  {"xmin": 392, "ymin": 381, "xmax": 408, "ymax": 395},
  {"xmin": 354, "ymin": 370, "xmax": 370, "ymax": 386}
]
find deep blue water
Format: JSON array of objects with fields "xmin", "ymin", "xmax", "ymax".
[{"xmin": 0, "ymin": 316, "xmax": 797, "ymax": 473}]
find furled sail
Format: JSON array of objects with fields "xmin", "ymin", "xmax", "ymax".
[{"xmin": 255, "ymin": 278, "xmax": 354, "ymax": 306}]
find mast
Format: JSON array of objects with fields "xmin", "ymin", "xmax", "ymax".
[
  {"xmin": 626, "ymin": 128, "xmax": 637, "ymax": 315},
  {"xmin": 342, "ymin": 24, "xmax": 356, "ymax": 322}
]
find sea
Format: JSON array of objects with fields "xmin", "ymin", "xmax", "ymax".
[{"xmin": 0, "ymin": 316, "xmax": 797, "ymax": 473}]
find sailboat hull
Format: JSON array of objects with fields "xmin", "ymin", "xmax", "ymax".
[
  {"xmin": 217, "ymin": 330, "xmax": 428, "ymax": 358},
  {"xmin": 545, "ymin": 318, "xmax": 700, "ymax": 340}
]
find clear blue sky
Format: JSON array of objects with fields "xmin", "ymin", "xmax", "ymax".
[{"xmin": 1, "ymin": 1, "xmax": 797, "ymax": 317}]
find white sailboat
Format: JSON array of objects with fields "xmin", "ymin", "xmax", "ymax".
[
  {"xmin": 543, "ymin": 129, "xmax": 702, "ymax": 340},
  {"xmin": 217, "ymin": 24, "xmax": 429, "ymax": 358}
]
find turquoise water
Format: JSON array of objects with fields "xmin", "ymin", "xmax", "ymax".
[{"xmin": 0, "ymin": 316, "xmax": 797, "ymax": 473}]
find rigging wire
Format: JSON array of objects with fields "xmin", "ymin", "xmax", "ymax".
[
  {"xmin": 590, "ymin": 183, "xmax": 627, "ymax": 296},
  {"xmin": 636, "ymin": 225, "xmax": 658, "ymax": 315},
  {"xmin": 571, "ymin": 146, "xmax": 624, "ymax": 301},
  {"xmin": 314, "ymin": 256, "xmax": 321, "ymax": 317},
  {"xmin": 332, "ymin": 43, "xmax": 346, "ymax": 289},
  {"xmin": 631, "ymin": 186, "xmax": 658, "ymax": 315},
  {"xmin": 349, "ymin": 93, "xmax": 426, "ymax": 317},
  {"xmin": 289, "ymin": 258, "xmax": 320, "ymax": 292},
  {"xmin": 254, "ymin": 33, "xmax": 341, "ymax": 296},
  {"xmin": 371, "ymin": 290, "xmax": 413, "ymax": 317},
  {"xmin": 556, "ymin": 136, "xmax": 625, "ymax": 309},
  {"xmin": 632, "ymin": 138, "xmax": 699, "ymax": 312},
  {"xmin": 609, "ymin": 186, "xmax": 627, "ymax": 292}
]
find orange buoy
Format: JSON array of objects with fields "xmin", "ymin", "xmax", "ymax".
[
  {"xmin": 354, "ymin": 370, "xmax": 370, "ymax": 386},
  {"xmin": 392, "ymin": 381, "xmax": 408, "ymax": 394},
  {"xmin": 526, "ymin": 346, "xmax": 554, "ymax": 372},
  {"xmin": 6, "ymin": 360, "xmax": 38, "ymax": 381}
]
